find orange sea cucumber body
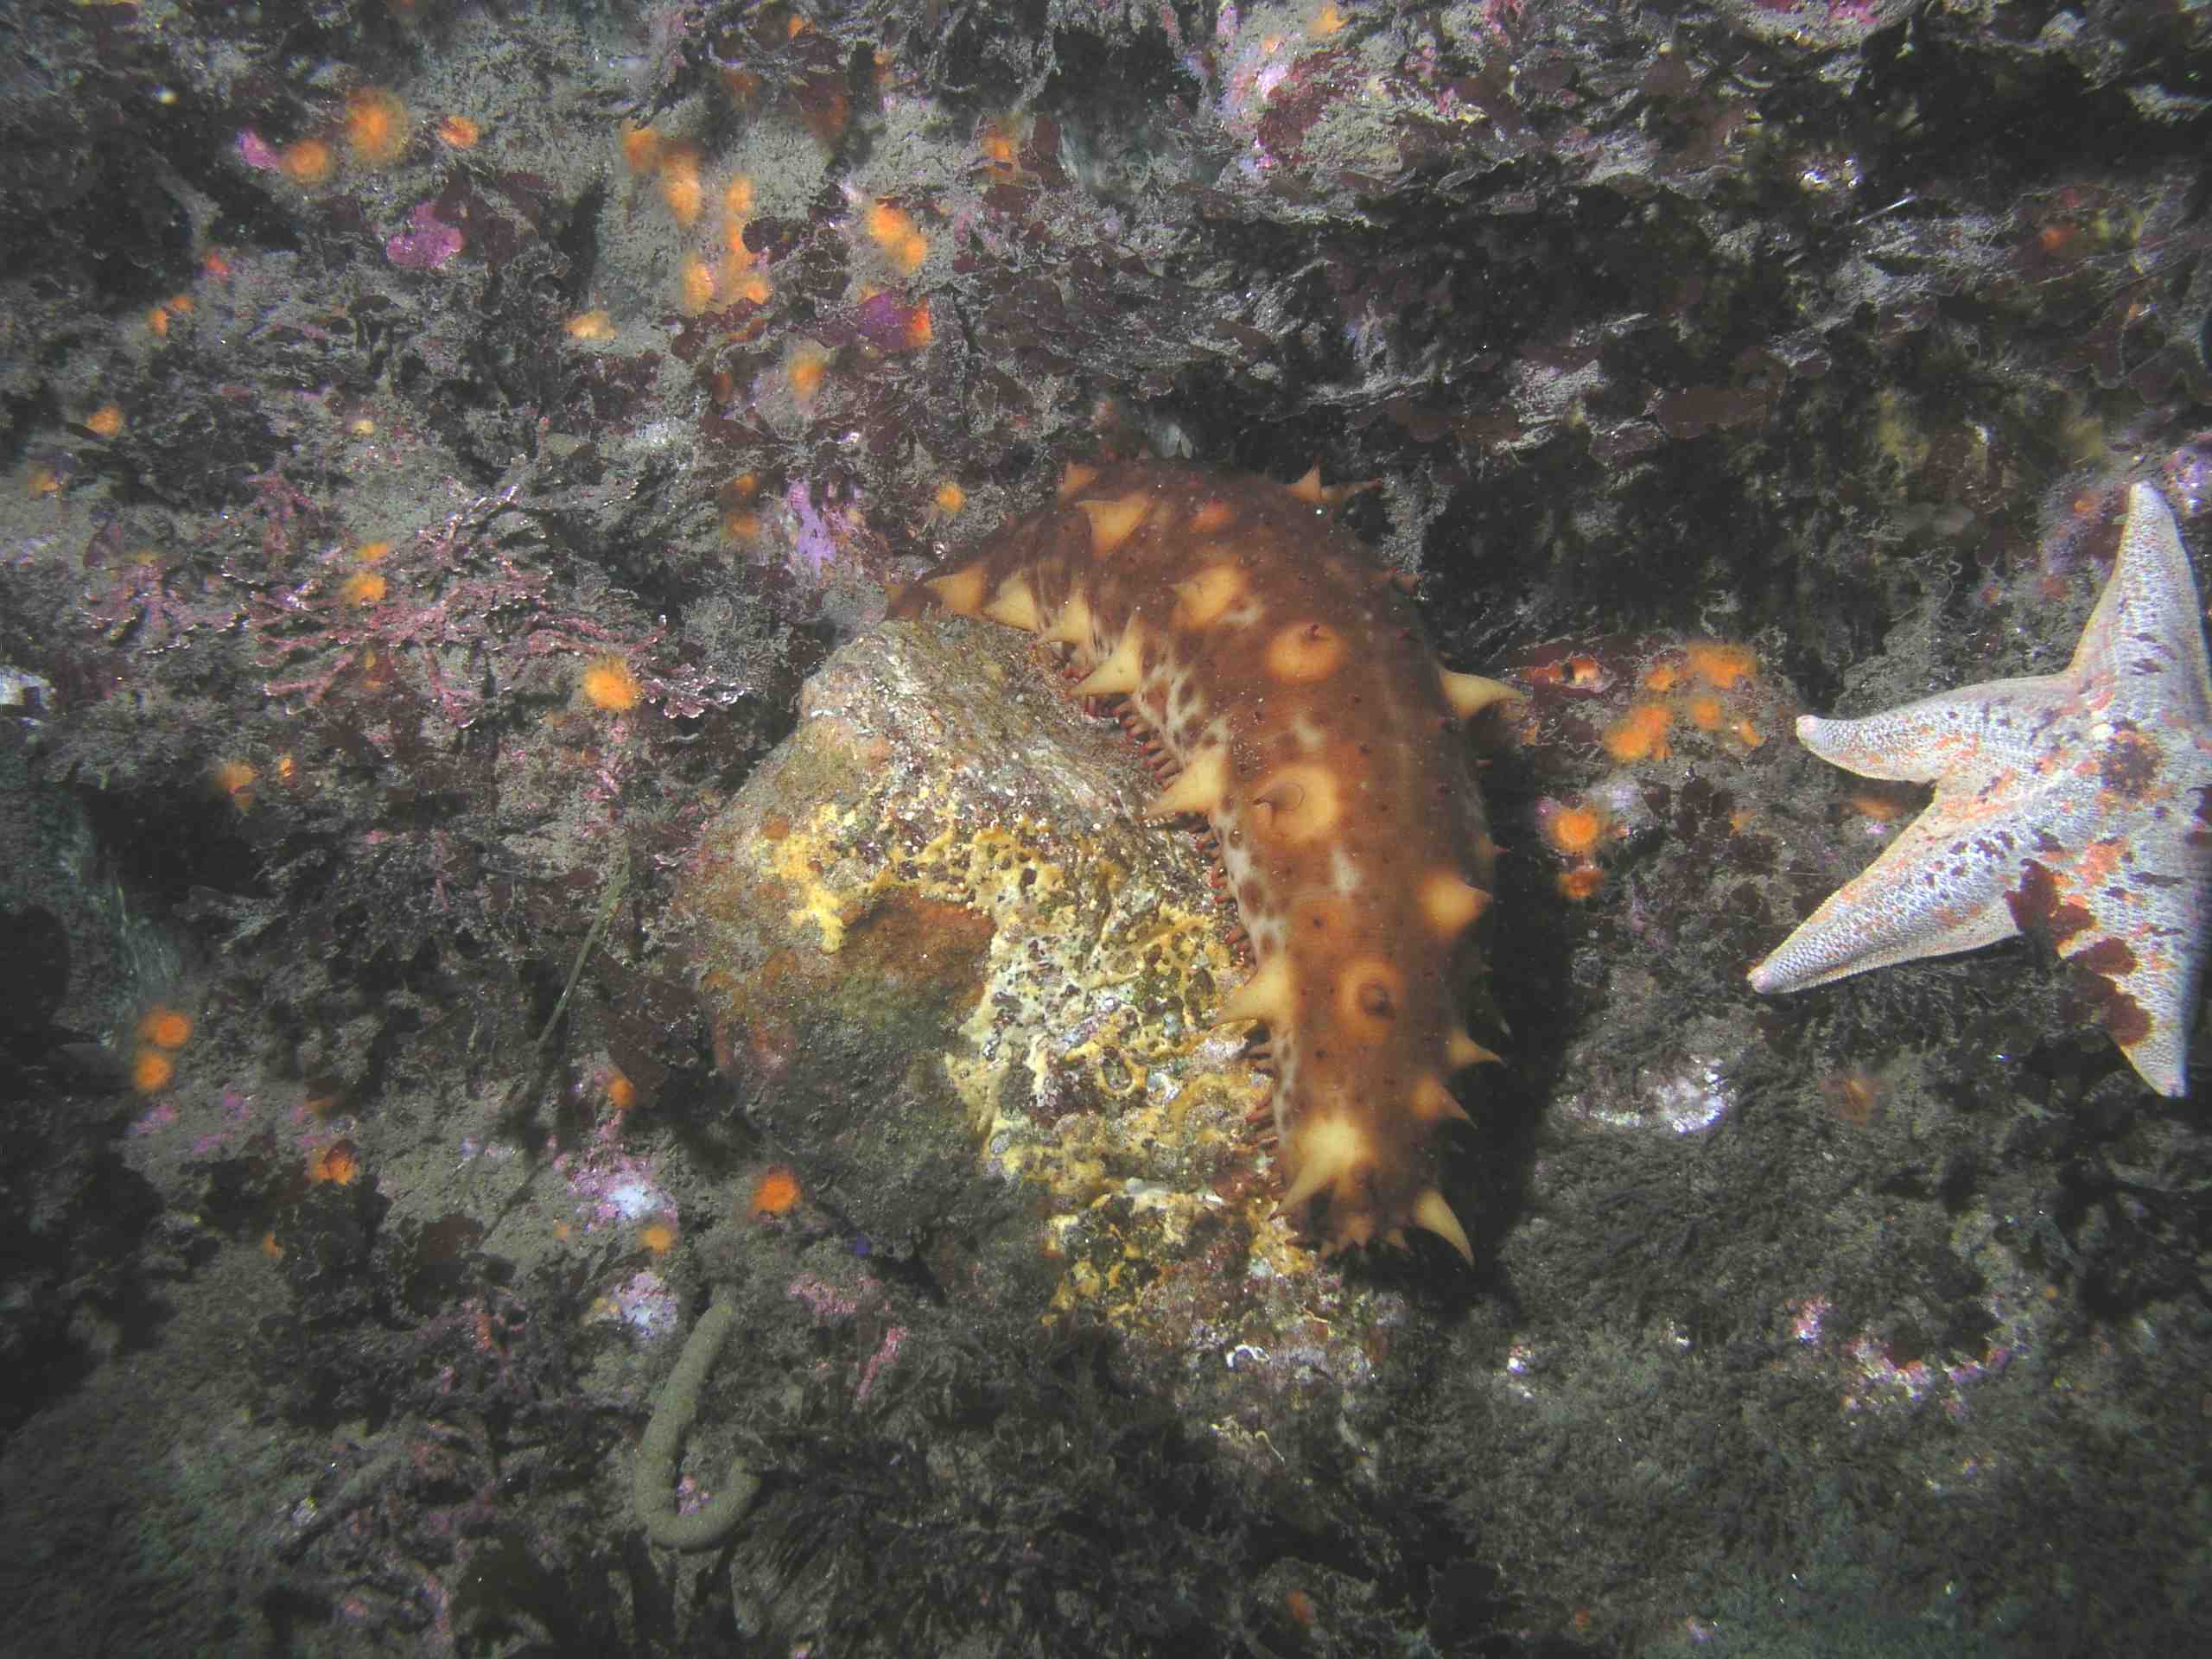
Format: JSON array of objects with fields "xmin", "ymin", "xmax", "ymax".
[{"xmin": 890, "ymin": 461, "xmax": 1504, "ymax": 1260}]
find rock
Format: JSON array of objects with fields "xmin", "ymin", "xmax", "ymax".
[{"xmin": 675, "ymin": 613, "xmax": 1425, "ymax": 1429}]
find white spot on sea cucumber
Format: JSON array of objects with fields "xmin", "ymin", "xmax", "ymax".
[
  {"xmin": 1330, "ymin": 846, "xmax": 1363, "ymax": 895},
  {"xmin": 1220, "ymin": 600, "xmax": 1267, "ymax": 630}
]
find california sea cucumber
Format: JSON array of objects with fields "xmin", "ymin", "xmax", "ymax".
[{"xmin": 890, "ymin": 459, "xmax": 1516, "ymax": 1259}]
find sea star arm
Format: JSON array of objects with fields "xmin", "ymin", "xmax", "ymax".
[
  {"xmin": 2053, "ymin": 852, "xmax": 2212, "ymax": 1096},
  {"xmin": 2069, "ymin": 482, "xmax": 2212, "ymax": 730},
  {"xmin": 1793, "ymin": 675, "xmax": 2073, "ymax": 789},
  {"xmin": 1746, "ymin": 805, "xmax": 2030, "ymax": 993},
  {"xmin": 2022, "ymin": 809, "xmax": 2212, "ymax": 1098}
]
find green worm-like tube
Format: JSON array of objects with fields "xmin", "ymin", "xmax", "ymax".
[{"xmin": 633, "ymin": 1298, "xmax": 761, "ymax": 1550}]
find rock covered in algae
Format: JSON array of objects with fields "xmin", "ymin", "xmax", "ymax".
[{"xmin": 674, "ymin": 613, "xmax": 1425, "ymax": 1426}]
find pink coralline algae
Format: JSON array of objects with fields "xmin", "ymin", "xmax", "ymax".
[
  {"xmin": 856, "ymin": 1324, "xmax": 907, "ymax": 1401},
  {"xmin": 249, "ymin": 493, "xmax": 680, "ymax": 725},
  {"xmin": 601, "ymin": 1269, "xmax": 682, "ymax": 1343},
  {"xmin": 783, "ymin": 480, "xmax": 863, "ymax": 579},
  {"xmin": 385, "ymin": 203, "xmax": 466, "ymax": 270},
  {"xmin": 130, "ymin": 1099, "xmax": 180, "ymax": 1136},
  {"xmin": 786, "ymin": 1271, "xmax": 862, "ymax": 1324},
  {"xmin": 236, "ymin": 130, "xmax": 282, "ymax": 171},
  {"xmin": 554, "ymin": 1141, "xmax": 672, "ymax": 1233}
]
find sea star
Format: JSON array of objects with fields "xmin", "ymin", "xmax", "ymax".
[{"xmin": 1749, "ymin": 481, "xmax": 2212, "ymax": 1096}]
